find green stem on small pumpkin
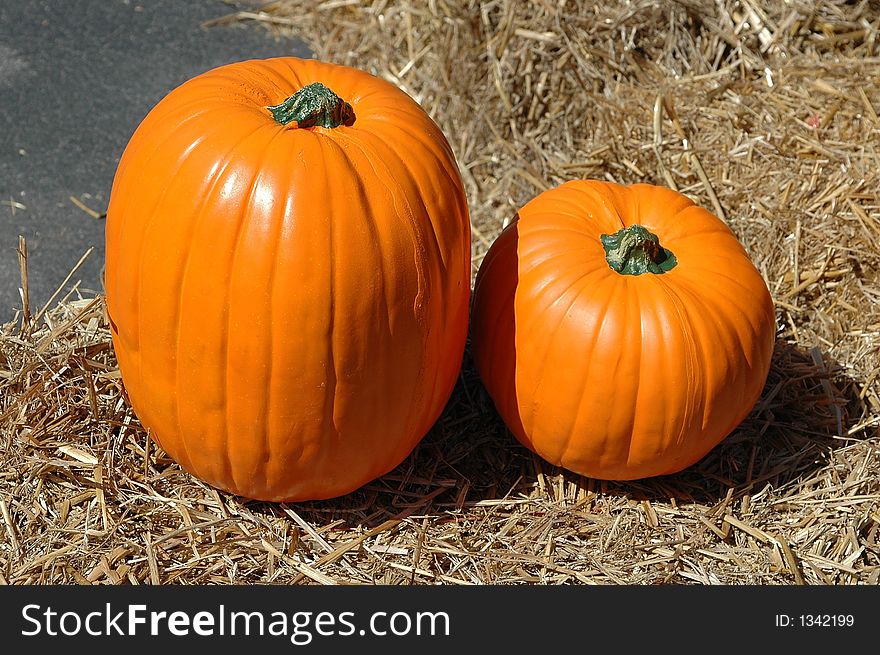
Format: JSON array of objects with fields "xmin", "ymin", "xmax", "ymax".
[
  {"xmin": 600, "ymin": 224, "xmax": 677, "ymax": 275},
  {"xmin": 267, "ymin": 82, "xmax": 355, "ymax": 129}
]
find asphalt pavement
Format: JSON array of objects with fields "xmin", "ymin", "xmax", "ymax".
[{"xmin": 0, "ymin": 0, "xmax": 309, "ymax": 322}]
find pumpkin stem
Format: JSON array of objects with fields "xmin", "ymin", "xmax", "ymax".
[
  {"xmin": 600, "ymin": 224, "xmax": 677, "ymax": 276},
  {"xmin": 267, "ymin": 82, "xmax": 355, "ymax": 129}
]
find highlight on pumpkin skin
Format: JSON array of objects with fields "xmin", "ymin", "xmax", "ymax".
[{"xmin": 471, "ymin": 179, "xmax": 776, "ymax": 482}]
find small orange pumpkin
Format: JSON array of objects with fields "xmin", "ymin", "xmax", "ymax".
[
  {"xmin": 105, "ymin": 57, "xmax": 471, "ymax": 501},
  {"xmin": 471, "ymin": 180, "xmax": 775, "ymax": 480}
]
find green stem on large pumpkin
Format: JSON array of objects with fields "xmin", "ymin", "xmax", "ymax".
[
  {"xmin": 267, "ymin": 82, "xmax": 355, "ymax": 128},
  {"xmin": 600, "ymin": 224, "xmax": 677, "ymax": 275}
]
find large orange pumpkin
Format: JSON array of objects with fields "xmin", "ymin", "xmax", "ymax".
[
  {"xmin": 471, "ymin": 180, "xmax": 775, "ymax": 480},
  {"xmin": 105, "ymin": 57, "xmax": 471, "ymax": 501}
]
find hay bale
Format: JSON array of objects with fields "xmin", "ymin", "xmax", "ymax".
[{"xmin": 1, "ymin": 0, "xmax": 878, "ymax": 584}]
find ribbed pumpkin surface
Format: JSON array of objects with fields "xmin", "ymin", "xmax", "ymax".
[
  {"xmin": 471, "ymin": 180, "xmax": 775, "ymax": 480},
  {"xmin": 105, "ymin": 57, "xmax": 471, "ymax": 501}
]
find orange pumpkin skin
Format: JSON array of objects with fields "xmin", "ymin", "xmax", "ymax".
[
  {"xmin": 471, "ymin": 180, "xmax": 775, "ymax": 480},
  {"xmin": 105, "ymin": 57, "xmax": 470, "ymax": 501}
]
